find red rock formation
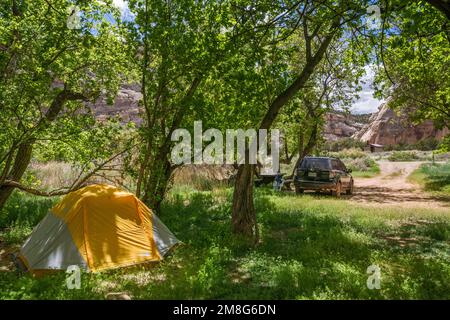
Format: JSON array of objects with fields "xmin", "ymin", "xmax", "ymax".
[
  {"xmin": 323, "ymin": 112, "xmax": 366, "ymax": 141},
  {"xmin": 352, "ymin": 101, "xmax": 448, "ymax": 145},
  {"xmin": 90, "ymin": 84, "xmax": 143, "ymax": 126},
  {"xmin": 88, "ymin": 87, "xmax": 448, "ymax": 147}
]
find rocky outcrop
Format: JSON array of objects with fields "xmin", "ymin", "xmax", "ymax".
[
  {"xmin": 323, "ymin": 112, "xmax": 367, "ymax": 141},
  {"xmin": 352, "ymin": 101, "xmax": 448, "ymax": 145},
  {"xmin": 90, "ymin": 84, "xmax": 143, "ymax": 126},
  {"xmin": 88, "ymin": 87, "xmax": 447, "ymax": 147}
]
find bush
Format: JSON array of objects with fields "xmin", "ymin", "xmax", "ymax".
[
  {"xmin": 415, "ymin": 138, "xmax": 440, "ymax": 151},
  {"xmin": 323, "ymin": 138, "xmax": 366, "ymax": 152},
  {"xmin": 329, "ymin": 148, "xmax": 366, "ymax": 159},
  {"xmin": 344, "ymin": 156, "xmax": 379, "ymax": 172},
  {"xmin": 388, "ymin": 151, "xmax": 419, "ymax": 162},
  {"xmin": 0, "ymin": 224, "xmax": 33, "ymax": 245},
  {"xmin": 383, "ymin": 138, "xmax": 440, "ymax": 151},
  {"xmin": 436, "ymin": 135, "xmax": 450, "ymax": 154}
]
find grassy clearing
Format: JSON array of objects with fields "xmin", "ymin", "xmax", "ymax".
[
  {"xmin": 350, "ymin": 166, "xmax": 380, "ymax": 178},
  {"xmin": 409, "ymin": 162, "xmax": 450, "ymax": 197},
  {"xmin": 0, "ymin": 188, "xmax": 449, "ymax": 299}
]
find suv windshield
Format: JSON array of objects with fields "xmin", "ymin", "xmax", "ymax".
[{"xmin": 300, "ymin": 158, "xmax": 331, "ymax": 170}]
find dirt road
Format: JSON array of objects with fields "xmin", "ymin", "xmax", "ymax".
[{"xmin": 350, "ymin": 161, "xmax": 449, "ymax": 209}]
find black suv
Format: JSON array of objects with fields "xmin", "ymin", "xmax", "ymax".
[{"xmin": 294, "ymin": 156, "xmax": 354, "ymax": 197}]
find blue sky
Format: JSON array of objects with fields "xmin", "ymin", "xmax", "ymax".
[{"xmin": 112, "ymin": 0, "xmax": 383, "ymax": 115}]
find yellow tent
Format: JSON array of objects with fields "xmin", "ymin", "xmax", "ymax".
[{"xmin": 19, "ymin": 184, "xmax": 179, "ymax": 273}]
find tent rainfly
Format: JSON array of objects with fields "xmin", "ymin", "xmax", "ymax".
[{"xmin": 18, "ymin": 184, "xmax": 179, "ymax": 273}]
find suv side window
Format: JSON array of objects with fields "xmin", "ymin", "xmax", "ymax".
[
  {"xmin": 332, "ymin": 159, "xmax": 345, "ymax": 172},
  {"xmin": 339, "ymin": 160, "xmax": 347, "ymax": 172},
  {"xmin": 331, "ymin": 159, "xmax": 339, "ymax": 170}
]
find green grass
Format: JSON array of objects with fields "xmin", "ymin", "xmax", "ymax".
[
  {"xmin": 0, "ymin": 188, "xmax": 449, "ymax": 299},
  {"xmin": 409, "ymin": 168, "xmax": 427, "ymax": 185},
  {"xmin": 409, "ymin": 162, "xmax": 450, "ymax": 197},
  {"xmin": 351, "ymin": 166, "xmax": 380, "ymax": 178},
  {"xmin": 0, "ymin": 192, "xmax": 58, "ymax": 245}
]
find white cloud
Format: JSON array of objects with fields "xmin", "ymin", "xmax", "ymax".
[
  {"xmin": 350, "ymin": 65, "xmax": 384, "ymax": 114},
  {"xmin": 113, "ymin": 0, "xmax": 128, "ymax": 12},
  {"xmin": 350, "ymin": 91, "xmax": 384, "ymax": 114},
  {"xmin": 112, "ymin": 0, "xmax": 134, "ymax": 20}
]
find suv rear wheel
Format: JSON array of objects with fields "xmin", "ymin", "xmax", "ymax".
[
  {"xmin": 346, "ymin": 179, "xmax": 354, "ymax": 195},
  {"xmin": 332, "ymin": 181, "xmax": 342, "ymax": 198}
]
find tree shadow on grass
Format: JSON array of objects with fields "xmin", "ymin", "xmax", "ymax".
[
  {"xmin": 152, "ymin": 191, "xmax": 450, "ymax": 299},
  {"xmin": 145, "ymin": 192, "xmax": 375, "ymax": 298},
  {"xmin": 1, "ymin": 189, "xmax": 449, "ymax": 299}
]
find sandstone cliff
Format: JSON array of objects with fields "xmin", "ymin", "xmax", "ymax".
[
  {"xmin": 323, "ymin": 112, "xmax": 367, "ymax": 141},
  {"xmin": 88, "ymin": 87, "xmax": 447, "ymax": 146},
  {"xmin": 90, "ymin": 84, "xmax": 143, "ymax": 126},
  {"xmin": 352, "ymin": 101, "xmax": 448, "ymax": 145}
]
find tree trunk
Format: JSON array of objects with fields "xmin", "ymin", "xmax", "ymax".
[
  {"xmin": 231, "ymin": 17, "xmax": 340, "ymax": 239},
  {"xmin": 136, "ymin": 140, "xmax": 152, "ymax": 198},
  {"xmin": 143, "ymin": 158, "xmax": 172, "ymax": 213},
  {"xmin": 298, "ymin": 130, "xmax": 304, "ymax": 158},
  {"xmin": 231, "ymin": 164, "xmax": 257, "ymax": 239},
  {"xmin": 141, "ymin": 138, "xmax": 173, "ymax": 213},
  {"xmin": 139, "ymin": 76, "xmax": 202, "ymax": 211},
  {"xmin": 0, "ymin": 142, "xmax": 33, "ymax": 209},
  {"xmin": 292, "ymin": 121, "xmax": 318, "ymax": 176},
  {"xmin": 0, "ymin": 88, "xmax": 88, "ymax": 210}
]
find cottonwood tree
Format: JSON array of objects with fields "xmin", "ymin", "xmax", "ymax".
[
  {"xmin": 230, "ymin": 0, "xmax": 370, "ymax": 240},
  {"xmin": 278, "ymin": 38, "xmax": 366, "ymax": 174},
  {"xmin": 124, "ymin": 0, "xmax": 222, "ymax": 211},
  {"xmin": 125, "ymin": 0, "xmax": 289, "ymax": 212},
  {"xmin": 423, "ymin": 0, "xmax": 450, "ymax": 20},
  {"xmin": 373, "ymin": 1, "xmax": 450, "ymax": 127},
  {"xmin": 0, "ymin": 0, "xmax": 128, "ymax": 208}
]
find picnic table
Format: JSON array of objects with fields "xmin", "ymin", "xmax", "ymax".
[{"xmin": 254, "ymin": 173, "xmax": 285, "ymax": 187}]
